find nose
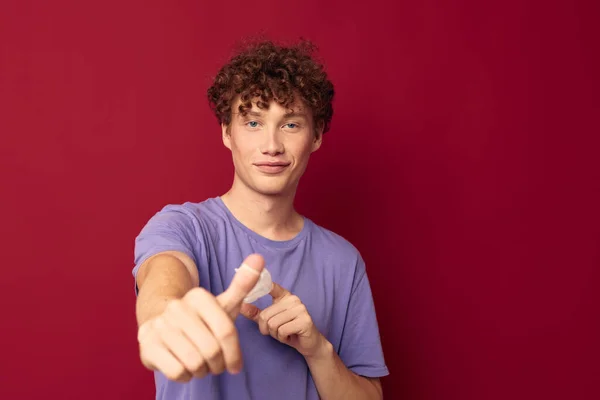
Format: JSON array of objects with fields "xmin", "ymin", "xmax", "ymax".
[{"xmin": 259, "ymin": 128, "xmax": 284, "ymax": 156}]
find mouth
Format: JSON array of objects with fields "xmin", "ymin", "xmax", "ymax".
[{"xmin": 253, "ymin": 162, "xmax": 291, "ymax": 174}]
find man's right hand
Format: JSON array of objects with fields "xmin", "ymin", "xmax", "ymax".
[{"xmin": 137, "ymin": 254, "xmax": 265, "ymax": 382}]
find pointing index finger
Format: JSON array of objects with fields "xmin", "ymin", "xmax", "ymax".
[{"xmin": 269, "ymin": 282, "xmax": 290, "ymax": 300}]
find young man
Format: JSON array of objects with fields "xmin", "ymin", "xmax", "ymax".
[{"xmin": 133, "ymin": 40, "xmax": 388, "ymax": 400}]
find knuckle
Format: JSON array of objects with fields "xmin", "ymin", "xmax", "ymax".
[
  {"xmin": 182, "ymin": 351, "xmax": 204, "ymax": 371},
  {"xmin": 276, "ymin": 326, "xmax": 285, "ymax": 339},
  {"xmin": 152, "ymin": 316, "xmax": 168, "ymax": 333},
  {"xmin": 164, "ymin": 299, "xmax": 182, "ymax": 314},
  {"xmin": 267, "ymin": 320, "xmax": 278, "ymax": 331},
  {"xmin": 190, "ymin": 359, "xmax": 206, "ymax": 374},
  {"xmin": 137, "ymin": 321, "xmax": 154, "ymax": 344},
  {"xmin": 184, "ymin": 287, "xmax": 208, "ymax": 303},
  {"xmin": 258, "ymin": 312, "xmax": 268, "ymax": 324},
  {"xmin": 153, "ymin": 321, "xmax": 175, "ymax": 340},
  {"xmin": 164, "ymin": 364, "xmax": 188, "ymax": 381},
  {"xmin": 216, "ymin": 326, "xmax": 237, "ymax": 342},
  {"xmin": 206, "ymin": 346, "xmax": 223, "ymax": 363}
]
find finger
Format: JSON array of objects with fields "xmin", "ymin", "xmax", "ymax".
[
  {"xmin": 257, "ymin": 303, "xmax": 287, "ymax": 335},
  {"xmin": 137, "ymin": 320, "xmax": 153, "ymax": 344},
  {"xmin": 239, "ymin": 302, "xmax": 261, "ymax": 323},
  {"xmin": 269, "ymin": 282, "xmax": 290, "ymax": 301},
  {"xmin": 217, "ymin": 254, "xmax": 265, "ymax": 317},
  {"xmin": 163, "ymin": 300, "xmax": 226, "ymax": 375},
  {"xmin": 191, "ymin": 289, "xmax": 243, "ymax": 374},
  {"xmin": 257, "ymin": 298, "xmax": 298, "ymax": 335},
  {"xmin": 266, "ymin": 306, "xmax": 303, "ymax": 339},
  {"xmin": 153, "ymin": 315, "xmax": 208, "ymax": 378},
  {"xmin": 258, "ymin": 295, "xmax": 301, "ymax": 334},
  {"xmin": 141, "ymin": 344, "xmax": 193, "ymax": 382},
  {"xmin": 277, "ymin": 318, "xmax": 307, "ymax": 342}
]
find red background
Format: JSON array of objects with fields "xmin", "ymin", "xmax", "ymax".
[{"xmin": 1, "ymin": 0, "xmax": 598, "ymax": 399}]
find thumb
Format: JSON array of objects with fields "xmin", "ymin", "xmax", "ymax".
[{"xmin": 217, "ymin": 253, "xmax": 265, "ymax": 319}]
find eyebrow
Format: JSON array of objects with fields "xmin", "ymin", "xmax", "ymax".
[
  {"xmin": 239, "ymin": 110, "xmax": 309, "ymax": 120},
  {"xmin": 244, "ymin": 110, "xmax": 264, "ymax": 117},
  {"xmin": 283, "ymin": 111, "xmax": 309, "ymax": 119}
]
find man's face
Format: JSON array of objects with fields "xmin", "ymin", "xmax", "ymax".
[{"xmin": 222, "ymin": 97, "xmax": 322, "ymax": 197}]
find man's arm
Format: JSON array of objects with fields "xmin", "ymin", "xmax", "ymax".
[
  {"xmin": 240, "ymin": 283, "xmax": 384, "ymax": 400},
  {"xmin": 306, "ymin": 339, "xmax": 382, "ymax": 400},
  {"xmin": 135, "ymin": 252, "xmax": 267, "ymax": 381},
  {"xmin": 135, "ymin": 251, "xmax": 199, "ymax": 326}
]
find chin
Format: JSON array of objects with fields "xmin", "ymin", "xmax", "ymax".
[
  {"xmin": 249, "ymin": 180, "xmax": 292, "ymax": 196},
  {"xmin": 237, "ymin": 174, "xmax": 297, "ymax": 197},
  {"xmin": 254, "ymin": 186, "xmax": 288, "ymax": 196},
  {"xmin": 246, "ymin": 175, "xmax": 291, "ymax": 196}
]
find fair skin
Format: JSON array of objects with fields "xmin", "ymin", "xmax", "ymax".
[{"xmin": 135, "ymin": 97, "xmax": 382, "ymax": 399}]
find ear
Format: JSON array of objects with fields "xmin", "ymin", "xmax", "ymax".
[
  {"xmin": 311, "ymin": 122, "xmax": 324, "ymax": 153},
  {"xmin": 222, "ymin": 123, "xmax": 232, "ymax": 150}
]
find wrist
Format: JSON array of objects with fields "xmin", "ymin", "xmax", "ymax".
[{"xmin": 305, "ymin": 334, "xmax": 334, "ymax": 362}]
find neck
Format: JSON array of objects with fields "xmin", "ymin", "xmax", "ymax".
[{"xmin": 220, "ymin": 176, "xmax": 303, "ymax": 241}]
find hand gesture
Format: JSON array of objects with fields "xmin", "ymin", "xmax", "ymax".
[
  {"xmin": 240, "ymin": 283, "xmax": 325, "ymax": 358},
  {"xmin": 137, "ymin": 254, "xmax": 265, "ymax": 382}
]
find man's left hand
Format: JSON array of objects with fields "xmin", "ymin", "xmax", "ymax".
[{"xmin": 240, "ymin": 283, "xmax": 326, "ymax": 358}]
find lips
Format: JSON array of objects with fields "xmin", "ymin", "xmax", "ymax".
[{"xmin": 253, "ymin": 161, "xmax": 291, "ymax": 174}]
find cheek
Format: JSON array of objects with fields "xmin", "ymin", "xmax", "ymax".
[
  {"xmin": 292, "ymin": 141, "xmax": 315, "ymax": 161},
  {"xmin": 230, "ymin": 136, "xmax": 255, "ymax": 157}
]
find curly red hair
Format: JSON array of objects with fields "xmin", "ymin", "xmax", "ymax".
[{"xmin": 207, "ymin": 40, "xmax": 335, "ymax": 134}]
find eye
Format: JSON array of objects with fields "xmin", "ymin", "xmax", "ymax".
[
  {"xmin": 283, "ymin": 123, "xmax": 300, "ymax": 130},
  {"xmin": 246, "ymin": 121, "xmax": 260, "ymax": 128}
]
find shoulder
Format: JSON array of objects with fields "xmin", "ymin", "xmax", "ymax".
[
  {"xmin": 309, "ymin": 220, "xmax": 359, "ymax": 253},
  {"xmin": 137, "ymin": 197, "xmax": 230, "ymax": 241},
  {"xmin": 307, "ymin": 219, "xmax": 365, "ymax": 271},
  {"xmin": 147, "ymin": 197, "xmax": 225, "ymax": 225}
]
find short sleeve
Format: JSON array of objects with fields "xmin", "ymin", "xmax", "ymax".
[
  {"xmin": 338, "ymin": 256, "xmax": 389, "ymax": 378},
  {"xmin": 132, "ymin": 205, "xmax": 201, "ymax": 294}
]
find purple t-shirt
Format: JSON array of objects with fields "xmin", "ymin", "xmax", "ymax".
[{"xmin": 133, "ymin": 197, "xmax": 388, "ymax": 400}]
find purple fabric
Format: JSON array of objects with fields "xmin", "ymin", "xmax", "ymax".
[{"xmin": 133, "ymin": 197, "xmax": 388, "ymax": 400}]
